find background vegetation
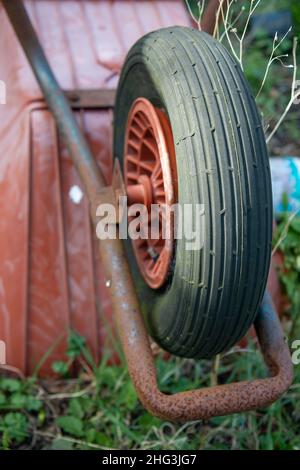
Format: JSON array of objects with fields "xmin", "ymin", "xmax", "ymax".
[{"xmin": 1, "ymin": 0, "xmax": 300, "ymax": 450}]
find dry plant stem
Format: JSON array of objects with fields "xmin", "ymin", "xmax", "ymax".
[
  {"xmin": 209, "ymin": 0, "xmax": 297, "ymax": 143},
  {"xmin": 267, "ymin": 37, "xmax": 300, "ymax": 143},
  {"xmin": 239, "ymin": 0, "xmax": 260, "ymax": 67},
  {"xmin": 33, "ymin": 430, "xmax": 115, "ymax": 450},
  {"xmin": 219, "ymin": 0, "xmax": 240, "ymax": 64},
  {"xmin": 185, "ymin": 0, "xmax": 206, "ymax": 30},
  {"xmin": 215, "ymin": 0, "xmax": 244, "ymax": 41},
  {"xmin": 222, "ymin": 347, "xmax": 257, "ymax": 357},
  {"xmin": 45, "ymin": 383, "xmax": 95, "ymax": 401},
  {"xmin": 213, "ymin": 0, "xmax": 225, "ymax": 39},
  {"xmin": 219, "ymin": 0, "xmax": 260, "ymax": 70},
  {"xmin": 256, "ymin": 28, "xmax": 292, "ymax": 99},
  {"xmin": 219, "ymin": 7, "xmax": 244, "ymax": 42}
]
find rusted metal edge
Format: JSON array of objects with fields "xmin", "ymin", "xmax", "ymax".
[{"xmin": 3, "ymin": 0, "xmax": 293, "ymax": 422}]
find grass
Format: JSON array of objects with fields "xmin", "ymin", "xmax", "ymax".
[{"xmin": 0, "ymin": 321, "xmax": 300, "ymax": 450}]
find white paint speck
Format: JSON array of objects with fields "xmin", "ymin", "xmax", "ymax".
[{"xmin": 69, "ymin": 185, "xmax": 83, "ymax": 204}]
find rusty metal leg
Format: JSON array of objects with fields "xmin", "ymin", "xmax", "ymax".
[
  {"xmin": 201, "ymin": 0, "xmax": 229, "ymax": 35},
  {"xmin": 3, "ymin": 0, "xmax": 293, "ymax": 422}
]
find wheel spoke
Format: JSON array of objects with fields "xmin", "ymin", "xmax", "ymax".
[
  {"xmin": 139, "ymin": 160, "xmax": 155, "ymax": 172},
  {"xmin": 142, "ymin": 137, "xmax": 157, "ymax": 157}
]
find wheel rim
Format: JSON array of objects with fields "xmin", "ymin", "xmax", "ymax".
[{"xmin": 124, "ymin": 97, "xmax": 177, "ymax": 289}]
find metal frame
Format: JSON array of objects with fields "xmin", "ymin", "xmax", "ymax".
[
  {"xmin": 2, "ymin": 0, "xmax": 293, "ymax": 421},
  {"xmin": 65, "ymin": 89, "xmax": 116, "ymax": 109}
]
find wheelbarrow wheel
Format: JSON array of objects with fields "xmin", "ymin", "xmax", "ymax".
[{"xmin": 114, "ymin": 27, "xmax": 272, "ymax": 358}]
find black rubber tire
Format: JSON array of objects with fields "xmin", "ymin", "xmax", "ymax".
[{"xmin": 114, "ymin": 26, "xmax": 272, "ymax": 359}]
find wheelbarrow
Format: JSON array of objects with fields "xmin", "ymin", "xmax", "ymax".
[{"xmin": 0, "ymin": 0, "xmax": 293, "ymax": 421}]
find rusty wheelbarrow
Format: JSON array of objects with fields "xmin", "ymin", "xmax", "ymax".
[{"xmin": 0, "ymin": 0, "xmax": 293, "ymax": 422}]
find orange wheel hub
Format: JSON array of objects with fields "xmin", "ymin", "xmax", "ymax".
[{"xmin": 124, "ymin": 98, "xmax": 177, "ymax": 289}]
